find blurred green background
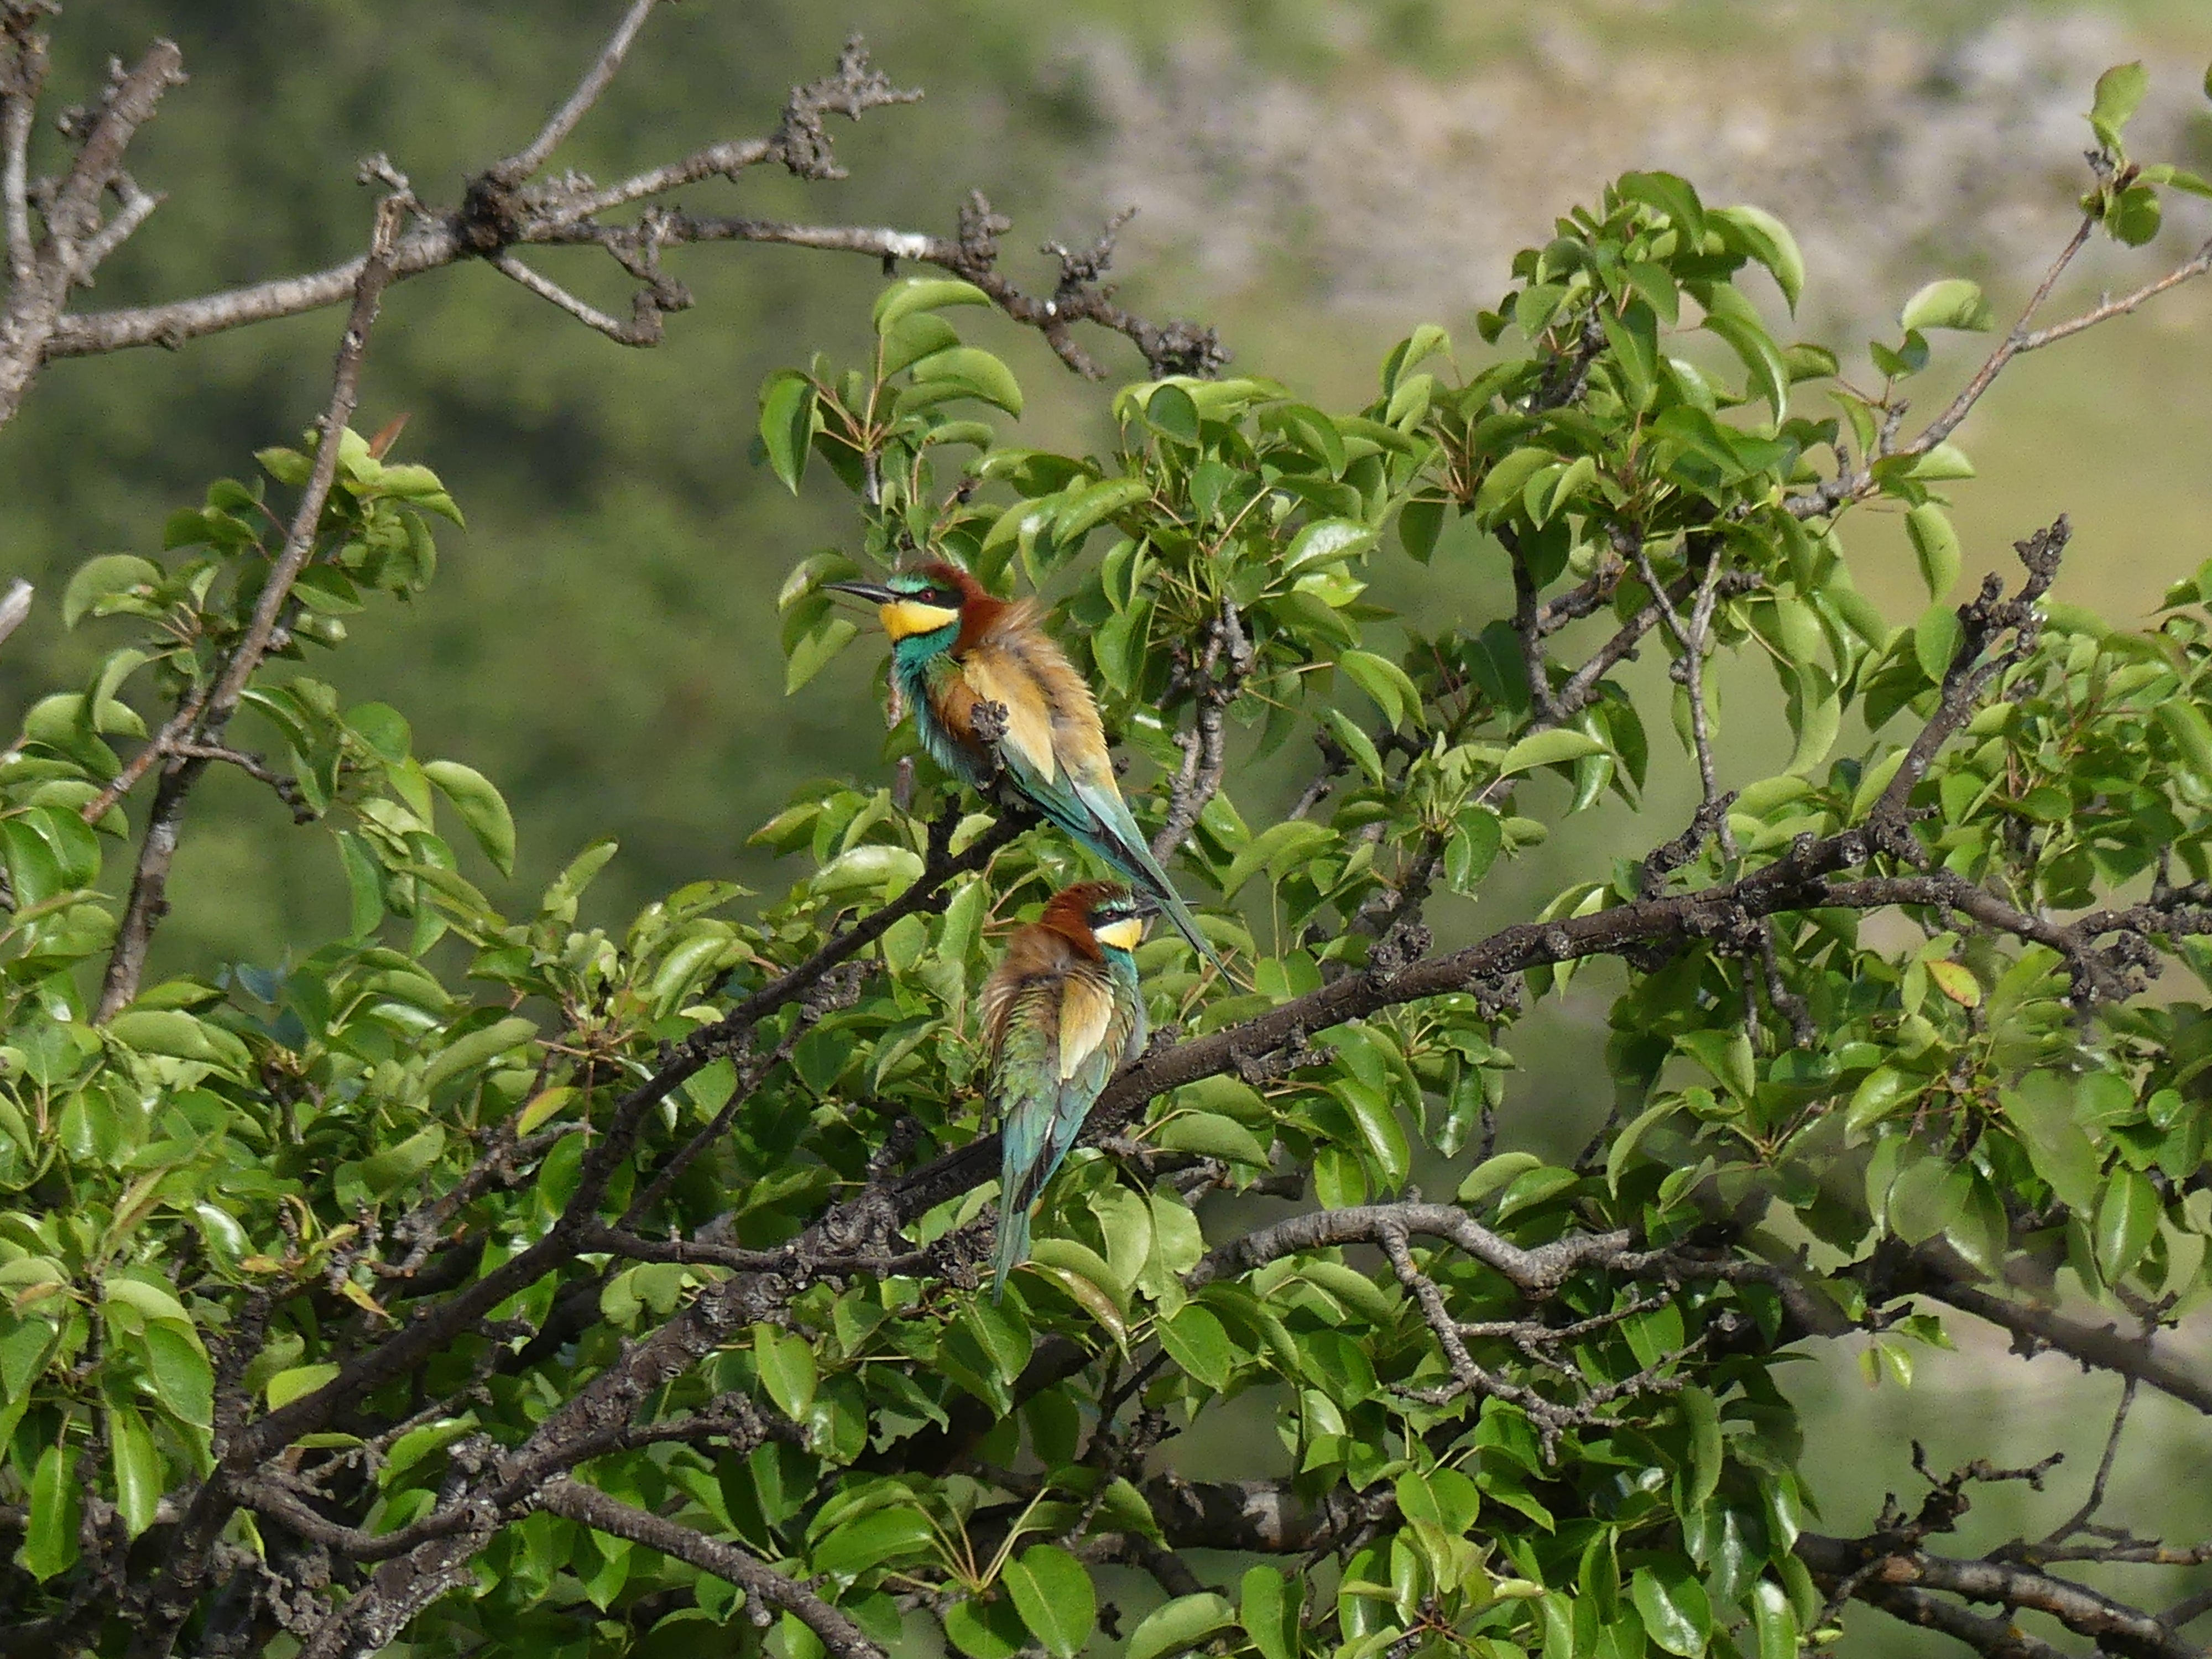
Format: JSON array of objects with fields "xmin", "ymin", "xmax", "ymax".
[{"xmin": 4, "ymin": 1, "xmax": 2211, "ymax": 1648}]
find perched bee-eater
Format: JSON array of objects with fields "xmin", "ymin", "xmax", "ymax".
[
  {"xmin": 827, "ymin": 562, "xmax": 1222, "ymax": 969},
  {"xmin": 980, "ymin": 881, "xmax": 1150, "ymax": 1298}
]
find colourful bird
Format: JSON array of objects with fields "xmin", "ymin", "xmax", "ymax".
[
  {"xmin": 827, "ymin": 561, "xmax": 1222, "ymax": 969},
  {"xmin": 978, "ymin": 881, "xmax": 1150, "ymax": 1298}
]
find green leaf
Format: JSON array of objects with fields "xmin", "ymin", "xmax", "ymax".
[
  {"xmin": 336, "ymin": 830, "xmax": 384, "ymax": 939},
  {"xmin": 1843, "ymin": 1067, "xmax": 1918, "ymax": 1143},
  {"xmin": 1321, "ymin": 707, "xmax": 1385, "ymax": 786},
  {"xmin": 880, "ymin": 311, "xmax": 961, "ymax": 379},
  {"xmin": 1704, "ymin": 311, "xmax": 1790, "ymax": 416},
  {"xmin": 1906, "ymin": 442, "xmax": 1976, "ymax": 481},
  {"xmin": 812, "ymin": 1505, "xmax": 936, "ymax": 1577},
  {"xmin": 108, "ymin": 1402, "xmax": 164, "ymax": 1538},
  {"xmin": 542, "ymin": 836, "xmax": 618, "ymax": 917},
  {"xmin": 1240, "ymin": 1567, "xmax": 1298, "ymax": 1659},
  {"xmin": 62, "ymin": 554, "xmax": 163, "ymax": 628},
  {"xmin": 1285, "ymin": 518, "xmax": 1378, "ymax": 576},
  {"xmin": 2089, "ymin": 61, "xmax": 2150, "ymax": 149},
  {"xmin": 1500, "ymin": 727, "xmax": 1604, "ymax": 777},
  {"xmin": 1714, "ymin": 203, "xmax": 1805, "ymax": 311},
  {"xmin": 907, "ymin": 346, "xmax": 1024, "ymax": 416},
  {"xmin": 786, "ymin": 617, "xmax": 860, "ymax": 694},
  {"xmin": 1619, "ymin": 170, "xmax": 1707, "ymax": 242},
  {"xmin": 1606, "ymin": 1098, "xmax": 1677, "ymax": 1194},
  {"xmin": 1750, "ymin": 1580, "xmax": 1798, "ymax": 1659},
  {"xmin": 1003, "ymin": 1544, "xmax": 1095, "ymax": 1659},
  {"xmin": 1125, "ymin": 1592, "xmax": 1237, "ymax": 1659},
  {"xmin": 1898, "ymin": 279, "xmax": 1994, "ymax": 333},
  {"xmin": 1399, "ymin": 497, "xmax": 1445, "ymax": 562},
  {"xmin": 422, "ymin": 760, "xmax": 516, "ymax": 877},
  {"xmin": 757, "ymin": 371, "xmax": 817, "ymax": 494},
  {"xmin": 1141, "ymin": 383, "xmax": 1202, "ymax": 446},
  {"xmin": 1220, "ymin": 821, "xmax": 1334, "ymax": 899},
  {"xmin": 1473, "ymin": 447, "xmax": 1556, "ymax": 523},
  {"xmin": 348, "ymin": 1124, "xmax": 447, "ymax": 1203},
  {"xmin": 1444, "ymin": 808, "xmax": 1503, "ymax": 893},
  {"xmin": 873, "ymin": 276, "xmax": 993, "ymax": 333},
  {"xmin": 2094, "ymin": 1168, "xmax": 2162, "ymax": 1284},
  {"xmin": 422, "ymin": 1016, "xmax": 537, "ymax": 1094},
  {"xmin": 2002, "ymin": 1076, "xmax": 2101, "ymax": 1213},
  {"xmin": 1680, "ymin": 1386, "xmax": 1723, "ymax": 1507},
  {"xmin": 22, "ymin": 1443, "xmax": 78, "ymax": 1580},
  {"xmin": 1905, "ymin": 504, "xmax": 1961, "ymax": 600},
  {"xmin": 2157, "ymin": 701, "xmax": 2212, "ymax": 794},
  {"xmin": 103, "ymin": 1277, "xmax": 191, "ymax": 1328},
  {"xmin": 267, "ymin": 1363, "xmax": 342, "ymax": 1410},
  {"xmin": 1631, "ymin": 1564, "xmax": 1712, "ymax": 1658},
  {"xmin": 1159, "ymin": 1304, "xmax": 1235, "ymax": 1392},
  {"xmin": 103, "ymin": 1008, "xmax": 252, "ymax": 1076},
  {"xmin": 755, "ymin": 1324, "xmax": 818, "ymax": 1422},
  {"xmin": 1338, "ymin": 1079, "xmax": 1411, "ymax": 1192},
  {"xmin": 1678, "ymin": 1029, "xmax": 1755, "ymax": 1100},
  {"xmin": 1459, "ymin": 1151, "xmax": 1541, "ymax": 1204},
  {"xmin": 1153, "ymin": 1112, "xmax": 1271, "ymax": 1167},
  {"xmin": 139, "ymin": 1323, "xmax": 213, "ymax": 1428},
  {"xmin": 1337, "ymin": 649, "xmax": 1420, "ymax": 729},
  {"xmin": 1914, "ymin": 602, "xmax": 1964, "ymax": 683},
  {"xmin": 1056, "ymin": 477, "xmax": 1150, "ymax": 545},
  {"xmin": 944, "ymin": 1595, "xmax": 1029, "ymax": 1659}
]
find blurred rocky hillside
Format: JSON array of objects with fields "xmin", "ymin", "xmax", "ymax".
[{"xmin": 1060, "ymin": 6, "xmax": 2210, "ymax": 326}]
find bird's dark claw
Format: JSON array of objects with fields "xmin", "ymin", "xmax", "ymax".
[{"xmin": 971, "ymin": 697, "xmax": 1010, "ymax": 747}]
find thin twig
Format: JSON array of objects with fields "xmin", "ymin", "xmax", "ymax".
[
  {"xmin": 94, "ymin": 191, "xmax": 408, "ymax": 1022},
  {"xmin": 487, "ymin": 0, "xmax": 661, "ymax": 186},
  {"xmin": 2044, "ymin": 1376, "xmax": 2137, "ymax": 1545},
  {"xmin": 488, "ymin": 251, "xmax": 656, "ymax": 344}
]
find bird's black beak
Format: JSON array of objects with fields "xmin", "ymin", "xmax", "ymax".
[{"xmin": 824, "ymin": 580, "xmax": 900, "ymax": 605}]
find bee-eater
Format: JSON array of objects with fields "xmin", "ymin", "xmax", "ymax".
[
  {"xmin": 980, "ymin": 881, "xmax": 1150, "ymax": 1298},
  {"xmin": 827, "ymin": 562, "xmax": 1222, "ymax": 969}
]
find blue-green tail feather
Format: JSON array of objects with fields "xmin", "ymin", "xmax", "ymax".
[
  {"xmin": 990, "ymin": 1202, "xmax": 1031, "ymax": 1302},
  {"xmin": 1058, "ymin": 776, "xmax": 1230, "ymax": 975}
]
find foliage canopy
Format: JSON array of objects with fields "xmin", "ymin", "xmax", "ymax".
[{"xmin": 6, "ymin": 34, "xmax": 2212, "ymax": 1659}]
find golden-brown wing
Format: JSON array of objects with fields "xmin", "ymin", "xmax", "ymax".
[
  {"xmin": 1056, "ymin": 969, "xmax": 1119, "ymax": 1082},
  {"xmin": 962, "ymin": 641, "xmax": 1061, "ymax": 783}
]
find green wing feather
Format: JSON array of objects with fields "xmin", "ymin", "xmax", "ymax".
[
  {"xmin": 987, "ymin": 739, "xmax": 1223, "ymax": 972},
  {"xmin": 990, "ymin": 966, "xmax": 1144, "ymax": 1298}
]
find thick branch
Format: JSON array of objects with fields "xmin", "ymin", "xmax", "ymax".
[
  {"xmin": 1919, "ymin": 1274, "xmax": 2212, "ymax": 1417},
  {"xmin": 1798, "ymin": 1532, "xmax": 2204, "ymax": 1659}
]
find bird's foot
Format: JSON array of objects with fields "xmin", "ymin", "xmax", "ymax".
[{"xmin": 970, "ymin": 697, "xmax": 1010, "ymax": 747}]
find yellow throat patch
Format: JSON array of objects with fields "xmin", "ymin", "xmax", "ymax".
[
  {"xmin": 879, "ymin": 599, "xmax": 962, "ymax": 641},
  {"xmin": 1093, "ymin": 917, "xmax": 1145, "ymax": 953}
]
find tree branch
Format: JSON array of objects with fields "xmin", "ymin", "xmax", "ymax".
[
  {"xmin": 536, "ymin": 1481, "xmax": 885, "ymax": 1659},
  {"xmin": 0, "ymin": 576, "xmax": 28, "ymax": 650},
  {"xmin": 93, "ymin": 190, "xmax": 408, "ymax": 1022},
  {"xmin": 29, "ymin": 29, "xmax": 1219, "ymax": 404},
  {"xmin": 0, "ymin": 7, "xmax": 47, "ymax": 285},
  {"xmin": 486, "ymin": 0, "xmax": 661, "ymax": 187},
  {"xmin": 1798, "ymin": 1532, "xmax": 2205, "ymax": 1659}
]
